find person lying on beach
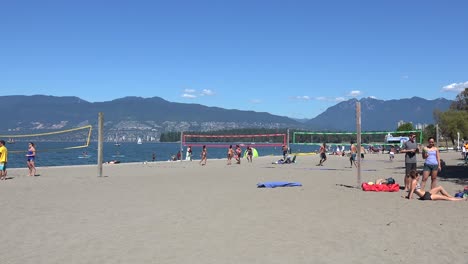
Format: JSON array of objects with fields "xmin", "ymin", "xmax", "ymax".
[
  {"xmin": 272, "ymin": 155, "xmax": 296, "ymax": 164},
  {"xmin": 105, "ymin": 160, "xmax": 120, "ymax": 164},
  {"xmin": 375, "ymin": 178, "xmax": 396, "ymax": 185},
  {"xmin": 405, "ymin": 170, "xmax": 465, "ymax": 201}
]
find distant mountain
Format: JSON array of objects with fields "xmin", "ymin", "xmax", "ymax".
[
  {"xmin": 0, "ymin": 95, "xmax": 453, "ymax": 140},
  {"xmin": 0, "ymin": 95, "xmax": 302, "ymax": 138},
  {"xmin": 306, "ymin": 97, "xmax": 452, "ymax": 131}
]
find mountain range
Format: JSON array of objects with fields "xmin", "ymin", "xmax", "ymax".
[{"xmin": 0, "ymin": 95, "xmax": 452, "ymax": 138}]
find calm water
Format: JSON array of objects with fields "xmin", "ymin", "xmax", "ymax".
[{"xmin": 5, "ymin": 142, "xmax": 324, "ymax": 169}]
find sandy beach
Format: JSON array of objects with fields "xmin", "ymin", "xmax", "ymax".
[{"xmin": 1, "ymin": 151, "xmax": 467, "ymax": 264}]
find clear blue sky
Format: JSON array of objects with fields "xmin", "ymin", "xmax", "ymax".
[{"xmin": 1, "ymin": 0, "xmax": 467, "ymax": 119}]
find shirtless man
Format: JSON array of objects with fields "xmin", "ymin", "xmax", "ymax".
[
  {"xmin": 317, "ymin": 143, "xmax": 327, "ymax": 166},
  {"xmin": 349, "ymin": 141, "xmax": 357, "ymax": 168}
]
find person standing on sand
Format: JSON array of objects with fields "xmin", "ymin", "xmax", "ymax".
[
  {"xmin": 26, "ymin": 142, "xmax": 36, "ymax": 177},
  {"xmin": 401, "ymin": 132, "xmax": 418, "ymax": 191},
  {"xmin": 317, "ymin": 143, "xmax": 327, "ymax": 166},
  {"xmin": 186, "ymin": 146, "xmax": 193, "ymax": 161},
  {"xmin": 421, "ymin": 137, "xmax": 441, "ymax": 190},
  {"xmin": 0, "ymin": 140, "xmax": 8, "ymax": 180},
  {"xmin": 199, "ymin": 145, "xmax": 207, "ymax": 166},
  {"xmin": 235, "ymin": 145, "xmax": 242, "ymax": 164}
]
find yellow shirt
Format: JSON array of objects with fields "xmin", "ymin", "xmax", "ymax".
[{"xmin": 0, "ymin": 145, "xmax": 7, "ymax": 163}]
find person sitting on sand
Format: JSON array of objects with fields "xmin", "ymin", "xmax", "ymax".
[{"xmin": 406, "ymin": 170, "xmax": 465, "ymax": 201}]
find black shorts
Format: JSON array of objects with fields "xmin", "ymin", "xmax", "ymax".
[
  {"xmin": 405, "ymin": 163, "xmax": 417, "ymax": 176},
  {"xmin": 320, "ymin": 153, "xmax": 326, "ymax": 159}
]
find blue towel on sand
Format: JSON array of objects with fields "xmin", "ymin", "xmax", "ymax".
[{"xmin": 257, "ymin": 181, "xmax": 302, "ymax": 188}]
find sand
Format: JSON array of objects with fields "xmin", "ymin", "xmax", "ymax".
[{"xmin": 0, "ymin": 151, "xmax": 467, "ymax": 264}]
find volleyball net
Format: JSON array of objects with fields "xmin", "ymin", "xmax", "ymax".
[
  {"xmin": 292, "ymin": 130, "xmax": 422, "ymax": 146},
  {"xmin": 182, "ymin": 133, "xmax": 287, "ymax": 148},
  {"xmin": 0, "ymin": 125, "xmax": 93, "ymax": 153}
]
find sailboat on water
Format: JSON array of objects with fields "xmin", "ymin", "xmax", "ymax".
[
  {"xmin": 137, "ymin": 137, "xmax": 143, "ymax": 144},
  {"xmin": 114, "ymin": 134, "xmax": 121, "ymax": 146}
]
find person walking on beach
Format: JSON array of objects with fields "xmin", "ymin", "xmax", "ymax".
[
  {"xmin": 227, "ymin": 145, "xmax": 234, "ymax": 165},
  {"xmin": 406, "ymin": 170, "xmax": 464, "ymax": 201},
  {"xmin": 401, "ymin": 132, "xmax": 418, "ymax": 191},
  {"xmin": 463, "ymin": 141, "xmax": 468, "ymax": 161},
  {"xmin": 235, "ymin": 145, "xmax": 242, "ymax": 164},
  {"xmin": 317, "ymin": 143, "xmax": 327, "ymax": 166},
  {"xmin": 26, "ymin": 142, "xmax": 36, "ymax": 177},
  {"xmin": 389, "ymin": 146, "xmax": 395, "ymax": 161},
  {"xmin": 349, "ymin": 142, "xmax": 357, "ymax": 168},
  {"xmin": 0, "ymin": 140, "xmax": 8, "ymax": 180},
  {"xmin": 152, "ymin": 152, "xmax": 156, "ymax": 162},
  {"xmin": 246, "ymin": 146, "xmax": 253, "ymax": 163},
  {"xmin": 199, "ymin": 145, "xmax": 207, "ymax": 166},
  {"xmin": 421, "ymin": 137, "xmax": 441, "ymax": 190}
]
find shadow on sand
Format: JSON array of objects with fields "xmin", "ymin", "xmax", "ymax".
[{"xmin": 439, "ymin": 165, "xmax": 468, "ymax": 186}]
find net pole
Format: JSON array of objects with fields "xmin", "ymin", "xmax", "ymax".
[
  {"xmin": 97, "ymin": 112, "xmax": 104, "ymax": 177},
  {"xmin": 287, "ymin": 129, "xmax": 290, "ymax": 150},
  {"xmin": 356, "ymin": 102, "xmax": 362, "ymax": 187},
  {"xmin": 180, "ymin": 131, "xmax": 184, "ymax": 161}
]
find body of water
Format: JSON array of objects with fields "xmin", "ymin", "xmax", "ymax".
[{"xmin": 5, "ymin": 142, "xmax": 328, "ymax": 169}]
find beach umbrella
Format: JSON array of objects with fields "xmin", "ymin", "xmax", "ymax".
[{"xmin": 244, "ymin": 147, "xmax": 259, "ymax": 158}]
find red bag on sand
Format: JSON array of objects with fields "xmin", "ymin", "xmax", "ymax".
[{"xmin": 362, "ymin": 183, "xmax": 400, "ymax": 192}]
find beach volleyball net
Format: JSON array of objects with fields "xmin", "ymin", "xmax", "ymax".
[
  {"xmin": 0, "ymin": 125, "xmax": 93, "ymax": 153},
  {"xmin": 292, "ymin": 130, "xmax": 422, "ymax": 147},
  {"xmin": 182, "ymin": 133, "xmax": 287, "ymax": 148}
]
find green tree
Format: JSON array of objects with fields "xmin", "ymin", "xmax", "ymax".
[
  {"xmin": 434, "ymin": 109, "xmax": 468, "ymax": 146},
  {"xmin": 396, "ymin": 122, "xmax": 414, "ymax": 131},
  {"xmin": 422, "ymin": 124, "xmax": 436, "ymax": 142},
  {"xmin": 450, "ymin": 87, "xmax": 468, "ymax": 111}
]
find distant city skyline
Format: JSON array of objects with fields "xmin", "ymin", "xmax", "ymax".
[{"xmin": 1, "ymin": 1, "xmax": 467, "ymax": 119}]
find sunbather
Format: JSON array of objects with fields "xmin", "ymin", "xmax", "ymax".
[{"xmin": 406, "ymin": 170, "xmax": 465, "ymax": 201}]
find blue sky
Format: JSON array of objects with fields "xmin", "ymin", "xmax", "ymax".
[{"xmin": 1, "ymin": 0, "xmax": 467, "ymax": 119}]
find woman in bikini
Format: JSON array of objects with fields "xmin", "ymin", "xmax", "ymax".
[
  {"xmin": 406, "ymin": 170, "xmax": 464, "ymax": 201},
  {"xmin": 227, "ymin": 145, "xmax": 233, "ymax": 165}
]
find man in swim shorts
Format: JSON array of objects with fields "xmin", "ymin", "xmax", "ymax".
[{"xmin": 317, "ymin": 143, "xmax": 327, "ymax": 166}]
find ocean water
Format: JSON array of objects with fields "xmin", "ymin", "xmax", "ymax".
[{"xmin": 5, "ymin": 142, "xmax": 323, "ymax": 169}]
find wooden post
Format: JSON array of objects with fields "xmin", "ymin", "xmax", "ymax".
[
  {"xmin": 356, "ymin": 102, "xmax": 362, "ymax": 187},
  {"xmin": 97, "ymin": 112, "xmax": 104, "ymax": 177},
  {"xmin": 180, "ymin": 131, "xmax": 184, "ymax": 161}
]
